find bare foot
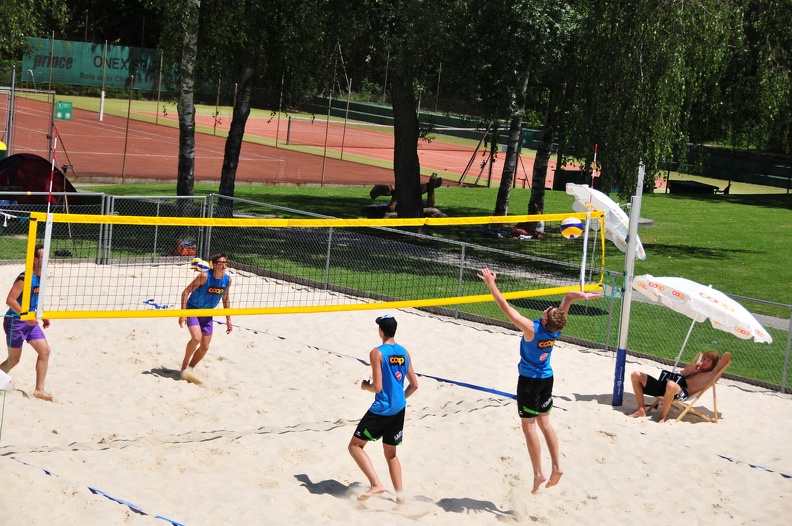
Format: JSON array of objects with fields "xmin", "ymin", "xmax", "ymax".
[
  {"xmin": 395, "ymin": 492, "xmax": 406, "ymax": 504},
  {"xmin": 531, "ymin": 474, "xmax": 547, "ymax": 494},
  {"xmin": 627, "ymin": 408, "xmax": 646, "ymax": 418},
  {"xmin": 33, "ymin": 389, "xmax": 53, "ymax": 402},
  {"xmin": 180, "ymin": 368, "xmax": 203, "ymax": 385},
  {"xmin": 357, "ymin": 486, "xmax": 385, "ymax": 501},
  {"xmin": 545, "ymin": 470, "xmax": 563, "ymax": 489}
]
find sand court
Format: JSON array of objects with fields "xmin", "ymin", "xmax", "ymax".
[{"xmin": 0, "ymin": 264, "xmax": 790, "ymax": 525}]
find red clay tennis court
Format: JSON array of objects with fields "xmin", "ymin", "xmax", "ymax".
[{"xmin": 7, "ymin": 96, "xmax": 566, "ymax": 189}]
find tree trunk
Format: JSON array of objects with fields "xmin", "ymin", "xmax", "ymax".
[
  {"xmin": 494, "ymin": 116, "xmax": 520, "ymax": 216},
  {"xmin": 495, "ymin": 70, "xmax": 530, "ymax": 216},
  {"xmin": 176, "ymin": 0, "xmax": 201, "ymax": 215},
  {"xmin": 530, "ymin": 87, "xmax": 560, "ymax": 213},
  {"xmin": 390, "ymin": 74, "xmax": 423, "ymax": 219},
  {"xmin": 216, "ymin": 67, "xmax": 254, "ymax": 217}
]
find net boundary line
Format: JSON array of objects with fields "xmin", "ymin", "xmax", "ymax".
[{"xmin": 23, "ymin": 284, "xmax": 603, "ymax": 320}]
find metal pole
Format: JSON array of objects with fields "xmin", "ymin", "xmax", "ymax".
[
  {"xmin": 99, "ymin": 41, "xmax": 108, "ymax": 121},
  {"xmin": 435, "ymin": 62, "xmax": 442, "ymax": 113},
  {"xmin": 48, "ymin": 32, "xmax": 54, "ymax": 92},
  {"xmin": 454, "ymin": 245, "xmax": 466, "ymax": 319},
  {"xmin": 7, "ymin": 66, "xmax": 16, "ymax": 154},
  {"xmin": 341, "ymin": 78, "xmax": 352, "ymax": 160},
  {"xmin": 320, "ymin": 72, "xmax": 335, "ymax": 187},
  {"xmin": 213, "ymin": 74, "xmax": 221, "ymax": 136},
  {"xmin": 612, "ymin": 163, "xmax": 645, "ymax": 406},
  {"xmin": 153, "ymin": 200, "xmax": 161, "ymax": 259},
  {"xmin": 155, "ymin": 52, "xmax": 163, "ymax": 124},
  {"xmin": 324, "ymin": 228, "xmax": 334, "ymax": 290},
  {"xmin": 382, "ymin": 50, "xmax": 390, "ymax": 104},
  {"xmin": 276, "ymin": 74, "xmax": 283, "ymax": 148},
  {"xmin": 121, "ymin": 76, "xmax": 135, "ymax": 183},
  {"xmin": 782, "ymin": 310, "xmax": 792, "ymax": 393}
]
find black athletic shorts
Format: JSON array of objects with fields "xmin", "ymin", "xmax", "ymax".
[
  {"xmin": 353, "ymin": 408, "xmax": 406, "ymax": 445},
  {"xmin": 644, "ymin": 374, "xmax": 689, "ymax": 401},
  {"xmin": 517, "ymin": 375, "xmax": 554, "ymax": 418}
]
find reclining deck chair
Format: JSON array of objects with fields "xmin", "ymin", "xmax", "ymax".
[{"xmin": 651, "ymin": 352, "xmax": 732, "ymax": 423}]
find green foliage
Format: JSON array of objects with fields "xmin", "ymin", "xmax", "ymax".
[
  {"xmin": 0, "ymin": 0, "xmax": 68, "ymax": 62},
  {"xmin": 560, "ymin": 0, "xmax": 739, "ymax": 199}
]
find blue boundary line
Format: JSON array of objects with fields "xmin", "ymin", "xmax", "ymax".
[
  {"xmin": 13, "ymin": 459, "xmax": 185, "ymax": 525},
  {"xmin": 717, "ymin": 455, "xmax": 792, "ymax": 479}
]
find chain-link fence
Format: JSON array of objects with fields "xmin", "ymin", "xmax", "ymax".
[{"xmin": 2, "ymin": 192, "xmax": 790, "ymax": 394}]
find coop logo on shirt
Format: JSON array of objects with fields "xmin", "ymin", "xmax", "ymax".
[
  {"xmin": 389, "ymin": 355, "xmax": 406, "ymax": 366},
  {"xmin": 207, "ymin": 287, "xmax": 225, "ymax": 295},
  {"xmin": 537, "ymin": 339, "xmax": 556, "ymax": 349}
]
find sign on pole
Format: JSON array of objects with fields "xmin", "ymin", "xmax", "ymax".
[{"xmin": 55, "ymin": 101, "xmax": 72, "ymax": 121}]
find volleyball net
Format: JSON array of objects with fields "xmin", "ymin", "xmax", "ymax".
[{"xmin": 16, "ymin": 211, "xmax": 605, "ymax": 320}]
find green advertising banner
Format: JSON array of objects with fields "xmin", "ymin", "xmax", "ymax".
[{"xmin": 22, "ymin": 38, "xmax": 161, "ymax": 91}]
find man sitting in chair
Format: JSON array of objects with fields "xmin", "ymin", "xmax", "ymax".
[{"xmin": 627, "ymin": 350, "xmax": 729, "ymax": 423}]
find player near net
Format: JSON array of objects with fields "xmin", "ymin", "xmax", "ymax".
[
  {"xmin": 2, "ymin": 244, "xmax": 54, "ymax": 401},
  {"xmin": 477, "ymin": 267, "xmax": 602, "ymax": 494},
  {"xmin": 178, "ymin": 254, "xmax": 233, "ymax": 383}
]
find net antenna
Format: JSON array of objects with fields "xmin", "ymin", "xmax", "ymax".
[
  {"xmin": 36, "ymin": 124, "xmax": 62, "ymax": 320},
  {"xmin": 584, "ymin": 144, "xmax": 599, "ymax": 285}
]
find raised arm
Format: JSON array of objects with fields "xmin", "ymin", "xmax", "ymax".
[
  {"xmin": 558, "ymin": 289, "xmax": 604, "ymax": 315},
  {"xmin": 683, "ymin": 351, "xmax": 731, "ymax": 379},
  {"xmin": 477, "ymin": 267, "xmax": 535, "ymax": 338}
]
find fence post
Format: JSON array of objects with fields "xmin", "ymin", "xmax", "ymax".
[
  {"xmin": 152, "ymin": 199, "xmax": 161, "ymax": 259},
  {"xmin": 454, "ymin": 245, "xmax": 466, "ymax": 319},
  {"xmin": 324, "ymin": 227, "xmax": 334, "ymax": 290},
  {"xmin": 782, "ymin": 310, "xmax": 792, "ymax": 393}
]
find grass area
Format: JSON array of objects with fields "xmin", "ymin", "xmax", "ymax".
[{"xmin": 82, "ymin": 183, "xmax": 792, "ymax": 309}]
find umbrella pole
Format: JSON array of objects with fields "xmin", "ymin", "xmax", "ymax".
[{"xmin": 673, "ymin": 317, "xmax": 699, "ymax": 371}]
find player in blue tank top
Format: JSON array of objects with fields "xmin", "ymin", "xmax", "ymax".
[
  {"xmin": 2, "ymin": 245, "xmax": 55, "ymax": 401},
  {"xmin": 177, "ymin": 253, "xmax": 233, "ymax": 383},
  {"xmin": 349, "ymin": 314, "xmax": 418, "ymax": 503},
  {"xmin": 518, "ymin": 319, "xmax": 561, "ymax": 378},
  {"xmin": 478, "ymin": 267, "xmax": 602, "ymax": 495}
]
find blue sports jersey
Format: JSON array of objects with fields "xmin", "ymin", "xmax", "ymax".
[
  {"xmin": 5, "ymin": 272, "xmax": 40, "ymax": 317},
  {"xmin": 518, "ymin": 319, "xmax": 560, "ymax": 378},
  {"xmin": 369, "ymin": 343, "xmax": 409, "ymax": 416},
  {"xmin": 186, "ymin": 271, "xmax": 230, "ymax": 309}
]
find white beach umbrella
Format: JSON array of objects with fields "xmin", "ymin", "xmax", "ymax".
[
  {"xmin": 632, "ymin": 274, "xmax": 773, "ymax": 369},
  {"xmin": 566, "ymin": 183, "xmax": 646, "ymax": 260}
]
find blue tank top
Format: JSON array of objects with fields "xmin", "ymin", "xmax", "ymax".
[
  {"xmin": 518, "ymin": 319, "xmax": 561, "ymax": 378},
  {"xmin": 5, "ymin": 272, "xmax": 40, "ymax": 317},
  {"xmin": 186, "ymin": 271, "xmax": 230, "ymax": 309},
  {"xmin": 369, "ymin": 343, "xmax": 409, "ymax": 416}
]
